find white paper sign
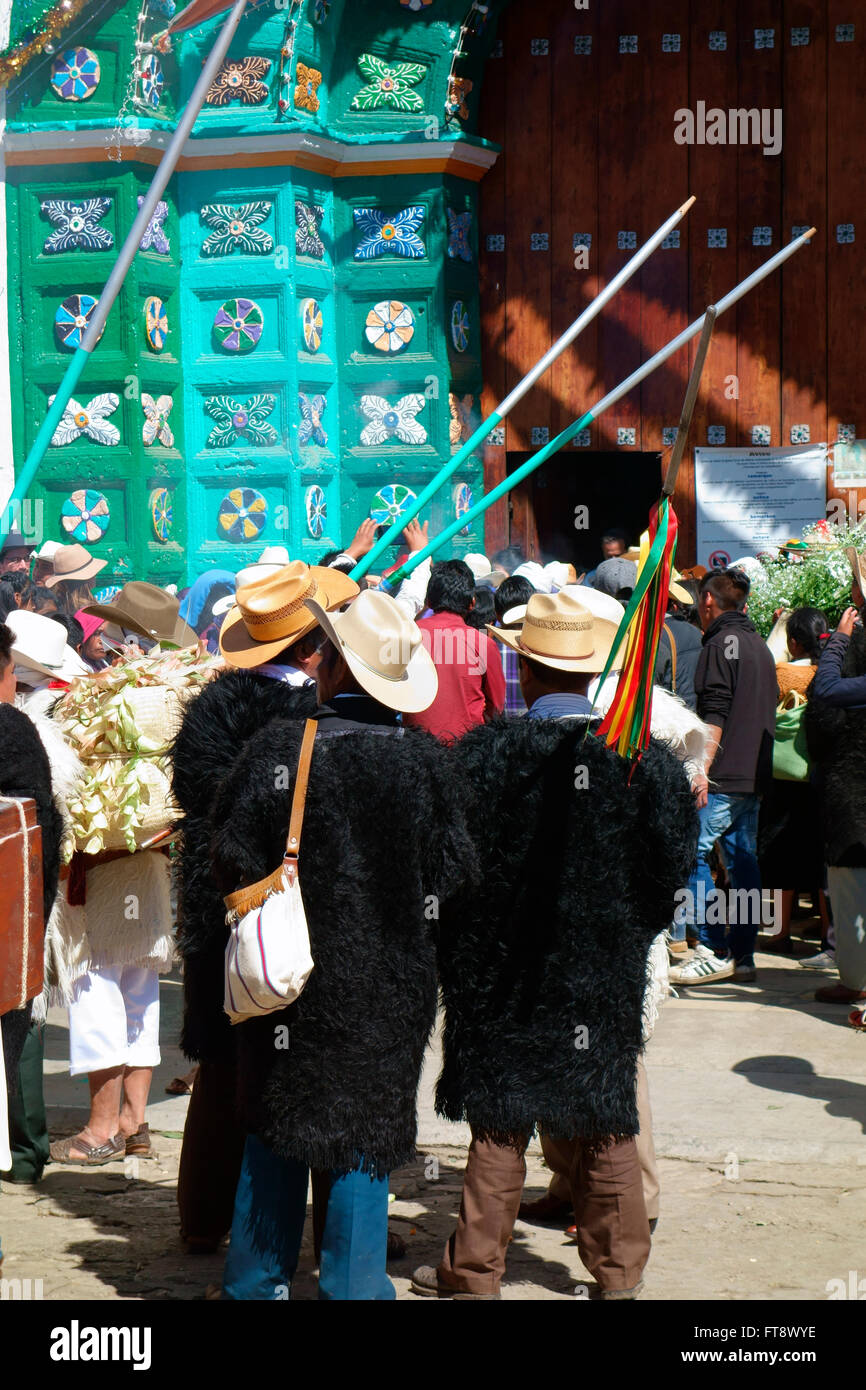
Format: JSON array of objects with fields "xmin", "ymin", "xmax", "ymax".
[
  {"xmin": 833, "ymin": 441, "xmax": 866, "ymax": 486},
  {"xmin": 695, "ymin": 444, "xmax": 827, "ymax": 568}
]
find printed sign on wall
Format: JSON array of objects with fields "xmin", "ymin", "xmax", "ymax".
[{"xmin": 695, "ymin": 444, "xmax": 827, "ymax": 567}]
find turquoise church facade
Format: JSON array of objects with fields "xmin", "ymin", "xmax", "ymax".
[{"xmin": 4, "ymin": 0, "xmax": 504, "ymax": 583}]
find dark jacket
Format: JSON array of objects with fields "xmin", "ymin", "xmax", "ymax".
[
  {"xmin": 695, "ymin": 611, "xmax": 777, "ymax": 795},
  {"xmin": 810, "ymin": 629, "xmax": 866, "ymax": 708},
  {"xmin": 171, "ymin": 668, "xmax": 317, "ymax": 1064},
  {"xmin": 0, "ymin": 702, "xmax": 63, "ymax": 1082},
  {"xmin": 207, "ymin": 715, "xmax": 476, "ymax": 1176},
  {"xmin": 436, "ymin": 719, "xmax": 698, "ymax": 1146},
  {"xmin": 654, "ymin": 617, "xmax": 701, "ymax": 710},
  {"xmin": 805, "ymin": 627, "xmax": 866, "ymax": 866}
]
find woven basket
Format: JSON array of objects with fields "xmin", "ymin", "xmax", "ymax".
[
  {"xmin": 121, "ymin": 686, "xmax": 186, "ymax": 749},
  {"xmin": 97, "ymin": 760, "xmax": 178, "ymax": 853}
]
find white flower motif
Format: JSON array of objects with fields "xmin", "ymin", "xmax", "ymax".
[
  {"xmin": 141, "ymin": 393, "xmax": 174, "ymax": 447},
  {"xmin": 49, "ymin": 393, "xmax": 120, "ymax": 447},
  {"xmin": 360, "ymin": 394, "xmax": 427, "ymax": 446}
]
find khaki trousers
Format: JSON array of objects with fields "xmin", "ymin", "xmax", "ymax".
[
  {"xmin": 547, "ymin": 1057, "xmax": 659, "ymax": 1221},
  {"xmin": 437, "ymin": 1130, "xmax": 649, "ymax": 1295}
]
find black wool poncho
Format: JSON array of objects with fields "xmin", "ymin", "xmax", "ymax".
[
  {"xmin": 171, "ymin": 669, "xmax": 317, "ymax": 1064},
  {"xmin": 208, "ymin": 718, "xmax": 476, "ymax": 1176},
  {"xmin": 436, "ymin": 718, "xmax": 698, "ymax": 1146}
]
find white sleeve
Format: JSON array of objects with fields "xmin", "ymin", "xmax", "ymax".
[{"xmin": 392, "ymin": 557, "xmax": 431, "ymax": 619}]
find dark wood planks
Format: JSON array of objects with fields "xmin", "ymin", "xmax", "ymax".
[
  {"xmin": 827, "ymin": 0, "xmax": 866, "ymax": 517},
  {"xmin": 477, "ymin": 14, "xmax": 509, "ymax": 555}
]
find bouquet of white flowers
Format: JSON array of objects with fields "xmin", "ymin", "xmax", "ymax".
[{"xmin": 742, "ymin": 520, "xmax": 866, "ymax": 637}]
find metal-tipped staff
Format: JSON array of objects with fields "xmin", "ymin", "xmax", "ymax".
[
  {"xmin": 594, "ymin": 305, "xmax": 717, "ymax": 760},
  {"xmin": 383, "ymin": 227, "xmax": 816, "ymax": 588},
  {"xmin": 351, "ymin": 195, "xmax": 697, "ymax": 579},
  {"xmin": 1, "ymin": 0, "xmax": 251, "ymax": 537}
]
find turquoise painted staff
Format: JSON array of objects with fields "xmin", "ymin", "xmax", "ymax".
[
  {"xmin": 0, "ymin": 0, "xmax": 251, "ymax": 538},
  {"xmin": 351, "ymin": 195, "xmax": 697, "ymax": 580},
  {"xmin": 382, "ymin": 227, "xmax": 816, "ymax": 588}
]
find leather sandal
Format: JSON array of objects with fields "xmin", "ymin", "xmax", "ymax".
[
  {"xmin": 124, "ymin": 1124, "xmax": 152, "ymax": 1157},
  {"xmin": 49, "ymin": 1131, "xmax": 125, "ymax": 1166}
]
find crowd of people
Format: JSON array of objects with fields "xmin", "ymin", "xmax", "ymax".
[{"xmin": 1, "ymin": 511, "xmax": 865, "ymax": 1301}]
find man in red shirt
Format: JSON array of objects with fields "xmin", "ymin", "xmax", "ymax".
[{"xmin": 404, "ymin": 560, "xmax": 505, "ymax": 741}]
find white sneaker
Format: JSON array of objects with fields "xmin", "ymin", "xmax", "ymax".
[
  {"xmin": 798, "ymin": 949, "xmax": 836, "ymax": 971},
  {"xmin": 669, "ymin": 943, "xmax": 734, "ymax": 985}
]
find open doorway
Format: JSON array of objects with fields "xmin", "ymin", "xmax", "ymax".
[{"xmin": 507, "ymin": 451, "xmax": 662, "ymax": 574}]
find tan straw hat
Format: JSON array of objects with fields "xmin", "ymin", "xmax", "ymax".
[
  {"xmin": 306, "ymin": 588, "xmax": 437, "ymax": 714},
  {"xmin": 490, "ymin": 590, "xmax": 620, "ymax": 673},
  {"xmin": 219, "ymin": 561, "xmax": 359, "ymax": 668},
  {"xmin": 44, "ymin": 542, "xmax": 107, "ymax": 587}
]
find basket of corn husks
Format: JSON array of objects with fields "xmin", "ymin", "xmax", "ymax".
[{"xmin": 53, "ymin": 648, "xmax": 221, "ymax": 855}]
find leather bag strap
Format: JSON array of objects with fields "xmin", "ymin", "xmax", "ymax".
[{"xmin": 284, "ymin": 718, "xmax": 317, "ymax": 864}]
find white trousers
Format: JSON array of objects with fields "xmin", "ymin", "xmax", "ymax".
[{"xmin": 67, "ymin": 965, "xmax": 161, "ymax": 1077}]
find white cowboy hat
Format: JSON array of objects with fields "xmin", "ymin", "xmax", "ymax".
[
  {"xmin": 490, "ymin": 590, "xmax": 620, "ymax": 674},
  {"xmin": 512, "ymin": 560, "xmax": 550, "ymax": 591},
  {"xmin": 233, "ymin": 547, "xmax": 292, "ymax": 589},
  {"xmin": 306, "ymin": 588, "xmax": 438, "ymax": 714},
  {"xmin": 6, "ymin": 609, "xmax": 89, "ymax": 683},
  {"xmin": 464, "ymin": 553, "xmax": 492, "ymax": 582},
  {"xmin": 211, "ymin": 593, "xmax": 237, "ymax": 618},
  {"xmin": 34, "ymin": 540, "xmax": 62, "ymax": 562},
  {"xmin": 542, "ymin": 561, "xmax": 576, "ymax": 592}
]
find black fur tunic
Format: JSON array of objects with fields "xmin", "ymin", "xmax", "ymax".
[
  {"xmin": 206, "ymin": 718, "xmax": 475, "ymax": 1176},
  {"xmin": 805, "ymin": 627, "xmax": 866, "ymax": 866},
  {"xmin": 437, "ymin": 719, "xmax": 698, "ymax": 1145},
  {"xmin": 171, "ymin": 669, "xmax": 316, "ymax": 1063}
]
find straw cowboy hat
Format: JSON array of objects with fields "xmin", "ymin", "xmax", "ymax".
[
  {"xmin": 490, "ymin": 590, "xmax": 620, "ymax": 674},
  {"xmin": 306, "ymin": 588, "xmax": 438, "ymax": 714},
  {"xmin": 624, "ymin": 535, "xmax": 693, "ymax": 605},
  {"xmin": 44, "ymin": 542, "xmax": 107, "ymax": 588},
  {"xmin": 6, "ymin": 609, "xmax": 89, "ymax": 683},
  {"xmin": 81, "ymin": 581, "xmax": 198, "ymax": 648},
  {"xmin": 846, "ymin": 546, "xmax": 866, "ymax": 599},
  {"xmin": 219, "ymin": 561, "xmax": 359, "ymax": 668}
]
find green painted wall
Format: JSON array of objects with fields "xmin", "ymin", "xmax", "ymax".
[{"xmin": 5, "ymin": 0, "xmax": 505, "ymax": 585}]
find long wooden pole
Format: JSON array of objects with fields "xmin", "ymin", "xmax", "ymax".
[
  {"xmin": 662, "ymin": 305, "xmax": 716, "ymax": 497},
  {"xmin": 384, "ymin": 227, "xmax": 816, "ymax": 587},
  {"xmin": 351, "ymin": 195, "xmax": 696, "ymax": 579},
  {"xmin": 1, "ymin": 0, "xmax": 250, "ymax": 536}
]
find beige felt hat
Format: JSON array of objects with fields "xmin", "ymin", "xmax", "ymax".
[
  {"xmin": 81, "ymin": 581, "xmax": 198, "ymax": 648},
  {"xmin": 219, "ymin": 561, "xmax": 359, "ymax": 668},
  {"xmin": 490, "ymin": 590, "xmax": 620, "ymax": 674},
  {"xmin": 44, "ymin": 542, "xmax": 107, "ymax": 587},
  {"xmin": 306, "ymin": 588, "xmax": 438, "ymax": 714}
]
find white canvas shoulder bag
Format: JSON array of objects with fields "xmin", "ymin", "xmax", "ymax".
[{"xmin": 222, "ymin": 718, "xmax": 317, "ymax": 1024}]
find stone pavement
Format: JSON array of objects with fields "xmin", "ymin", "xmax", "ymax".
[{"xmin": 2, "ymin": 943, "xmax": 865, "ymax": 1301}]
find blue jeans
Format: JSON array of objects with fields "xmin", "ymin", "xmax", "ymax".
[
  {"xmin": 223, "ymin": 1134, "xmax": 395, "ymax": 1301},
  {"xmin": 683, "ymin": 792, "xmax": 762, "ymax": 967}
]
